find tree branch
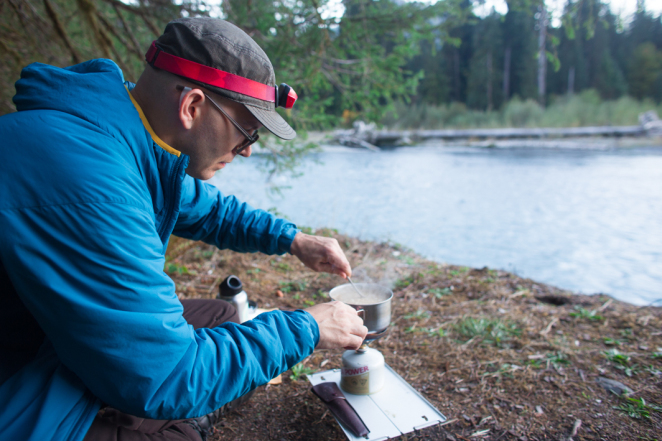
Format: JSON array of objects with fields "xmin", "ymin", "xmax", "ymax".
[{"xmin": 42, "ymin": 0, "xmax": 81, "ymax": 63}]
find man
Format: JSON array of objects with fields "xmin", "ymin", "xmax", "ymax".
[{"xmin": 0, "ymin": 17, "xmax": 367, "ymax": 441}]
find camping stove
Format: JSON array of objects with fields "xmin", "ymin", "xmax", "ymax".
[{"xmin": 329, "ymin": 283, "xmax": 393, "ymax": 395}]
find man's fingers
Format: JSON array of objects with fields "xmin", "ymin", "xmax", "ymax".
[
  {"xmin": 324, "ymin": 263, "xmax": 350, "ymax": 279},
  {"xmin": 343, "ymin": 334, "xmax": 365, "ymax": 351}
]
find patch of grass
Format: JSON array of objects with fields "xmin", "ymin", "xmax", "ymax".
[
  {"xmin": 403, "ymin": 309, "xmax": 431, "ymax": 320},
  {"xmin": 614, "ymin": 397, "xmax": 662, "ymax": 420},
  {"xmin": 569, "ymin": 306, "xmax": 604, "ymax": 321},
  {"xmin": 425, "ymin": 327, "xmax": 446, "ymax": 337},
  {"xmin": 482, "ymin": 363, "xmax": 520, "ymax": 379},
  {"xmin": 604, "ymin": 349, "xmax": 639, "ymax": 377},
  {"xmin": 603, "ymin": 337, "xmax": 624, "ymax": 346},
  {"xmin": 395, "ymin": 275, "xmax": 414, "ymax": 289},
  {"xmin": 164, "ymin": 260, "xmax": 191, "ymax": 276},
  {"xmin": 651, "ymin": 350, "xmax": 662, "ymax": 359},
  {"xmin": 289, "ymin": 362, "xmax": 316, "ymax": 381},
  {"xmin": 201, "ymin": 249, "xmax": 215, "ymax": 258},
  {"xmin": 274, "ymin": 262, "xmax": 293, "ymax": 272},
  {"xmin": 382, "ymin": 91, "xmax": 661, "ymax": 130},
  {"xmin": 526, "ymin": 359, "xmax": 544, "ymax": 368},
  {"xmin": 399, "ymin": 255, "xmax": 416, "ymax": 265},
  {"xmin": 428, "ymin": 287, "xmax": 452, "ymax": 298},
  {"xmin": 313, "ymin": 289, "xmax": 328, "ymax": 300},
  {"xmin": 454, "ymin": 317, "xmax": 521, "ymax": 347},
  {"xmin": 546, "ymin": 352, "xmax": 571, "ymax": 369},
  {"xmin": 449, "ymin": 267, "xmax": 470, "ymax": 277},
  {"xmin": 278, "ymin": 280, "xmax": 308, "ymax": 293},
  {"xmin": 619, "ymin": 328, "xmax": 633, "ymax": 338},
  {"xmin": 303, "ymin": 300, "xmax": 315, "ymax": 307},
  {"xmin": 604, "ymin": 349, "xmax": 630, "ymax": 366},
  {"xmin": 404, "ymin": 325, "xmax": 417, "ymax": 333},
  {"xmin": 528, "ymin": 352, "xmax": 571, "ymax": 369}
]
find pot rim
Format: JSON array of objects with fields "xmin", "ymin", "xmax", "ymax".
[{"xmin": 329, "ymin": 282, "xmax": 393, "ymax": 306}]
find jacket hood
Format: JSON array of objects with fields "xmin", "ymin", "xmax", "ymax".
[{"xmin": 13, "ymin": 59, "xmax": 137, "ymax": 141}]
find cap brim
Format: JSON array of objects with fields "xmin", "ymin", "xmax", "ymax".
[{"xmin": 245, "ymin": 105, "xmax": 296, "ymax": 140}]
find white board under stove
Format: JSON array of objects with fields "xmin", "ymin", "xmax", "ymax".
[{"xmin": 307, "ymin": 365, "xmax": 446, "ymax": 441}]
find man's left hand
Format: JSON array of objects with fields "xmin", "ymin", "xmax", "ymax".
[{"xmin": 289, "ymin": 232, "xmax": 351, "ymax": 278}]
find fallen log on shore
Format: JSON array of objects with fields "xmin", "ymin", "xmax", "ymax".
[{"xmin": 333, "ymin": 110, "xmax": 662, "ymax": 148}]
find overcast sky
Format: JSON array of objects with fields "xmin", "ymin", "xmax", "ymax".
[
  {"xmin": 318, "ymin": 0, "xmax": 662, "ymax": 25},
  {"xmin": 475, "ymin": 0, "xmax": 661, "ymax": 23}
]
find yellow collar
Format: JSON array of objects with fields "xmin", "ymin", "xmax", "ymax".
[{"xmin": 125, "ymin": 86, "xmax": 181, "ymax": 157}]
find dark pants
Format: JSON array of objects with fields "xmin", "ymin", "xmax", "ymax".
[{"xmin": 83, "ymin": 299, "xmax": 240, "ymax": 441}]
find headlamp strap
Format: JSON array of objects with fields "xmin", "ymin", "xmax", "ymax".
[{"xmin": 146, "ymin": 41, "xmax": 297, "ymax": 109}]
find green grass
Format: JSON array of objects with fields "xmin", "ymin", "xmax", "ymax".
[
  {"xmin": 614, "ymin": 397, "xmax": 662, "ymax": 420},
  {"xmin": 381, "ymin": 90, "xmax": 662, "ymax": 130},
  {"xmin": 603, "ymin": 337, "xmax": 624, "ymax": 346},
  {"xmin": 289, "ymin": 362, "xmax": 316, "ymax": 381},
  {"xmin": 604, "ymin": 349, "xmax": 639, "ymax": 377},
  {"xmin": 164, "ymin": 259, "xmax": 191, "ymax": 276},
  {"xmin": 403, "ymin": 309, "xmax": 431, "ymax": 320},
  {"xmin": 394, "ymin": 275, "xmax": 414, "ymax": 289},
  {"xmin": 569, "ymin": 306, "xmax": 604, "ymax": 322},
  {"xmin": 454, "ymin": 317, "xmax": 521, "ymax": 347},
  {"xmin": 278, "ymin": 280, "xmax": 308, "ymax": 293},
  {"xmin": 428, "ymin": 287, "xmax": 452, "ymax": 298}
]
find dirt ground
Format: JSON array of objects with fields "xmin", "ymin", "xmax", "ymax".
[{"xmin": 165, "ymin": 231, "xmax": 662, "ymax": 441}]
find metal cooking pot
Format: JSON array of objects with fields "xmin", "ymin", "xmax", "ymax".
[{"xmin": 329, "ymin": 283, "xmax": 393, "ymax": 341}]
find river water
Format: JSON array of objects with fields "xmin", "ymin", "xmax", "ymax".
[{"xmin": 208, "ymin": 145, "xmax": 662, "ymax": 306}]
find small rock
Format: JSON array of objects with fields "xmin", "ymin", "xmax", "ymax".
[
  {"xmin": 275, "ymin": 290, "xmax": 284, "ymax": 298},
  {"xmin": 596, "ymin": 377, "xmax": 632, "ymax": 395},
  {"xmin": 535, "ymin": 405, "xmax": 543, "ymax": 415}
]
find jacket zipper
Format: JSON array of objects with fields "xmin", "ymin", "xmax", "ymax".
[{"xmin": 157, "ymin": 154, "xmax": 187, "ymax": 243}]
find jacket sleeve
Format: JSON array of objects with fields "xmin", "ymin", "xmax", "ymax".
[
  {"xmin": 173, "ymin": 176, "xmax": 299, "ymax": 255},
  {"xmin": 0, "ymin": 201, "xmax": 319, "ymax": 419}
]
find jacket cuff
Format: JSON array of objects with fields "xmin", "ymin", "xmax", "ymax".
[
  {"xmin": 296, "ymin": 310, "xmax": 320, "ymax": 347},
  {"xmin": 278, "ymin": 226, "xmax": 300, "ymax": 254}
]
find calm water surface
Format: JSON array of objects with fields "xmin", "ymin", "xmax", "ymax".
[{"xmin": 209, "ymin": 145, "xmax": 662, "ymax": 305}]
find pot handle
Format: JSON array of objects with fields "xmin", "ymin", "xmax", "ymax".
[{"xmin": 354, "ymin": 308, "xmax": 365, "ymax": 322}]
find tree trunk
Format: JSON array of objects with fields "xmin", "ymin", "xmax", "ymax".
[
  {"xmin": 454, "ymin": 48, "xmax": 461, "ymax": 102},
  {"xmin": 537, "ymin": 6, "xmax": 548, "ymax": 106},
  {"xmin": 487, "ymin": 52, "xmax": 493, "ymax": 111},
  {"xmin": 503, "ymin": 46, "xmax": 511, "ymax": 101}
]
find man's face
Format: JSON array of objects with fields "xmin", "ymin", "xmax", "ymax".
[{"xmin": 177, "ymin": 91, "xmax": 262, "ymax": 180}]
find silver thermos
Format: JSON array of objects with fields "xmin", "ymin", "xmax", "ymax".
[{"xmin": 218, "ymin": 275, "xmax": 250, "ymax": 323}]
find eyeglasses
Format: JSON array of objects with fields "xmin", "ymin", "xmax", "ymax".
[{"xmin": 176, "ymin": 85, "xmax": 259, "ymax": 154}]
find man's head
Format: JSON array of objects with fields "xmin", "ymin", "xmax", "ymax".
[{"xmin": 132, "ymin": 18, "xmax": 297, "ymax": 180}]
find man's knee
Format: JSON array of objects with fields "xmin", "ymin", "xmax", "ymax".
[{"xmin": 181, "ymin": 299, "xmax": 240, "ymax": 329}]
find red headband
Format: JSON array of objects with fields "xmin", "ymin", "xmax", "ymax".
[{"xmin": 145, "ymin": 41, "xmax": 297, "ymax": 108}]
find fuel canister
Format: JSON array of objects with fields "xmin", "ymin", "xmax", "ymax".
[{"xmin": 340, "ymin": 346, "xmax": 385, "ymax": 395}]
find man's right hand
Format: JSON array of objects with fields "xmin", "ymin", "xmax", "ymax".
[{"xmin": 304, "ymin": 301, "xmax": 368, "ymax": 350}]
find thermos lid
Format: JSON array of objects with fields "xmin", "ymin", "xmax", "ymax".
[{"xmin": 219, "ymin": 275, "xmax": 243, "ymax": 297}]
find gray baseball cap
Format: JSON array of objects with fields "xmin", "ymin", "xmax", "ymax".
[{"xmin": 148, "ymin": 18, "xmax": 296, "ymax": 140}]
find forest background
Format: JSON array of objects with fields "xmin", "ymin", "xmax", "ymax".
[{"xmin": 1, "ymin": 0, "xmax": 661, "ymax": 132}]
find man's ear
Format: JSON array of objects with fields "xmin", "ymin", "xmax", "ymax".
[{"xmin": 178, "ymin": 88, "xmax": 206, "ymax": 130}]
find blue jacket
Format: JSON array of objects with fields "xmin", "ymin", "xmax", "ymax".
[{"xmin": 0, "ymin": 59, "xmax": 319, "ymax": 441}]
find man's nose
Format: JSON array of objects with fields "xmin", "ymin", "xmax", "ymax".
[{"xmin": 238, "ymin": 145, "xmax": 252, "ymax": 158}]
